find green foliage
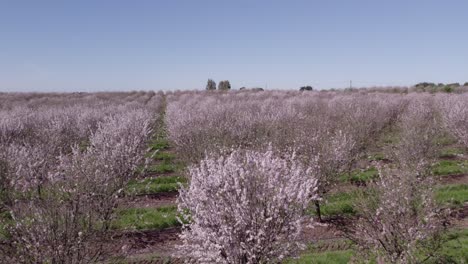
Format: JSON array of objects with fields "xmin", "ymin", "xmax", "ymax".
[
  {"xmin": 206, "ymin": 79, "xmax": 216, "ymax": 91},
  {"xmin": 112, "ymin": 206, "xmax": 180, "ymax": 231},
  {"xmin": 299, "ymin": 86, "xmax": 313, "ymax": 91},
  {"xmin": 415, "ymin": 82, "xmax": 436, "ymax": 88},
  {"xmin": 443, "ymin": 85, "xmax": 454, "ymax": 93},
  {"xmin": 446, "ymin": 83, "xmax": 461, "ymax": 88},
  {"xmin": 218, "ymin": 80, "xmax": 231, "ymax": 90}
]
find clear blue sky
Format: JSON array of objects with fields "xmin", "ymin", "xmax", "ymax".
[{"xmin": 1, "ymin": 0, "xmax": 467, "ymax": 92}]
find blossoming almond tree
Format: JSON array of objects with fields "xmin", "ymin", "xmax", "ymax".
[
  {"xmin": 390, "ymin": 95, "xmax": 442, "ymax": 174},
  {"xmin": 0, "ymin": 93, "xmax": 159, "ymax": 263},
  {"xmin": 177, "ymin": 148, "xmax": 319, "ymax": 264},
  {"xmin": 342, "ymin": 166, "xmax": 445, "ymax": 263},
  {"xmin": 438, "ymin": 94, "xmax": 468, "ymax": 149}
]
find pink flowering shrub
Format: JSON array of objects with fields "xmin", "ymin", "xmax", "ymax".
[
  {"xmin": 177, "ymin": 148, "xmax": 319, "ymax": 263},
  {"xmin": 437, "ymin": 93, "xmax": 468, "ymax": 148},
  {"xmin": 344, "ymin": 165, "xmax": 445, "ymax": 263},
  {"xmin": 390, "ymin": 94, "xmax": 442, "ymax": 174},
  {"xmin": 0, "ymin": 92, "xmax": 160, "ymax": 263}
]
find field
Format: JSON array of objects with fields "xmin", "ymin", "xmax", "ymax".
[{"xmin": 0, "ymin": 90, "xmax": 467, "ymax": 263}]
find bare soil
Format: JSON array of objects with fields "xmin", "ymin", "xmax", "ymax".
[
  {"xmin": 439, "ymin": 174, "xmax": 468, "ymax": 185},
  {"xmin": 112, "ymin": 227, "xmax": 181, "ymax": 255}
]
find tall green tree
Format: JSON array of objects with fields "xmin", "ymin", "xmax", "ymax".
[
  {"xmin": 218, "ymin": 80, "xmax": 231, "ymax": 90},
  {"xmin": 206, "ymin": 79, "xmax": 216, "ymax": 90}
]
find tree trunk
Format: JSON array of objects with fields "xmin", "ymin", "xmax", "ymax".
[{"xmin": 315, "ymin": 200, "xmax": 322, "ymax": 222}]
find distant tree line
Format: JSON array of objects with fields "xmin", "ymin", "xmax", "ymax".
[{"xmin": 414, "ymin": 82, "xmax": 468, "ymax": 93}]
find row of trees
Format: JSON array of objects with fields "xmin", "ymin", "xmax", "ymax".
[
  {"xmin": 206, "ymin": 79, "xmax": 231, "ymax": 90},
  {"xmin": 206, "ymin": 80, "xmax": 314, "ymax": 91},
  {"xmin": 0, "ymin": 92, "xmax": 162, "ymax": 263},
  {"xmin": 415, "ymin": 82, "xmax": 468, "ymax": 88},
  {"xmin": 166, "ymin": 91, "xmax": 467, "ymax": 263}
]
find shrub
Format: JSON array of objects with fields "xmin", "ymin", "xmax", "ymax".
[
  {"xmin": 341, "ymin": 166, "xmax": 446, "ymax": 263},
  {"xmin": 443, "ymin": 85, "xmax": 454, "ymax": 93},
  {"xmin": 438, "ymin": 94, "xmax": 468, "ymax": 148},
  {"xmin": 390, "ymin": 94, "xmax": 442, "ymax": 174},
  {"xmin": 177, "ymin": 148, "xmax": 319, "ymax": 263}
]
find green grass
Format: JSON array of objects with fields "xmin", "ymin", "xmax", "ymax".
[
  {"xmin": 320, "ymin": 183, "xmax": 467, "ymax": 214},
  {"xmin": 430, "ymin": 228, "xmax": 468, "ymax": 263},
  {"xmin": 433, "ymin": 134, "xmax": 458, "ymax": 146},
  {"xmin": 286, "ymin": 250, "xmax": 354, "ymax": 264},
  {"xmin": 431, "ymin": 160, "xmax": 468, "ymax": 176},
  {"xmin": 380, "ymin": 130, "xmax": 400, "ymax": 145},
  {"xmin": 111, "ymin": 253, "xmax": 173, "ymax": 264},
  {"xmin": 145, "ymin": 150, "xmax": 177, "ymax": 161},
  {"xmin": 112, "ymin": 206, "xmax": 180, "ymax": 231},
  {"xmin": 150, "ymin": 138, "xmax": 170, "ymax": 151},
  {"xmin": 153, "ymin": 151, "xmax": 176, "ymax": 161},
  {"xmin": 148, "ymin": 162, "xmax": 176, "ymax": 174},
  {"xmin": 367, "ymin": 153, "xmax": 386, "ymax": 162},
  {"xmin": 0, "ymin": 211, "xmax": 11, "ymax": 239},
  {"xmin": 340, "ymin": 167, "xmax": 378, "ymax": 183},
  {"xmin": 435, "ymin": 184, "xmax": 468, "ymax": 207},
  {"xmin": 126, "ymin": 176, "xmax": 186, "ymax": 195},
  {"xmin": 309, "ymin": 192, "xmax": 358, "ymax": 217},
  {"xmin": 439, "ymin": 147, "xmax": 465, "ymax": 159},
  {"xmin": 286, "ymin": 229, "xmax": 468, "ymax": 264}
]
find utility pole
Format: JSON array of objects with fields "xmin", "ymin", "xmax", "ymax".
[{"xmin": 350, "ymin": 80, "xmax": 353, "ymax": 89}]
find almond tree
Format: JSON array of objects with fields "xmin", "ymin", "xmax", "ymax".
[
  {"xmin": 342, "ymin": 166, "xmax": 445, "ymax": 263},
  {"xmin": 337, "ymin": 95, "xmax": 446, "ymax": 263},
  {"xmin": 0, "ymin": 92, "xmax": 159, "ymax": 263},
  {"xmin": 438, "ymin": 94, "xmax": 468, "ymax": 149},
  {"xmin": 390, "ymin": 95, "xmax": 442, "ymax": 174},
  {"xmin": 177, "ymin": 148, "xmax": 319, "ymax": 263}
]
